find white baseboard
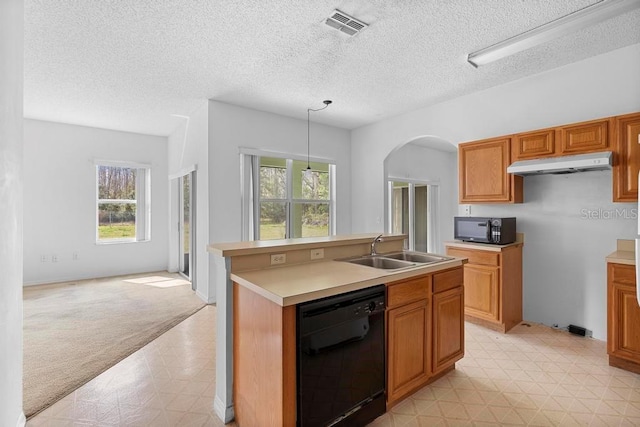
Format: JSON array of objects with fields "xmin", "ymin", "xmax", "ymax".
[
  {"xmin": 214, "ymin": 396, "xmax": 234, "ymax": 423},
  {"xmin": 16, "ymin": 412, "xmax": 26, "ymax": 427},
  {"xmin": 196, "ymin": 289, "xmax": 216, "ymax": 304},
  {"xmin": 22, "ymin": 268, "xmax": 170, "ymax": 287}
]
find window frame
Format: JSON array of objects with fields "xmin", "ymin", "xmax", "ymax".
[
  {"xmin": 95, "ymin": 160, "xmax": 151, "ymax": 244},
  {"xmin": 240, "ymin": 149, "xmax": 336, "ymax": 241}
]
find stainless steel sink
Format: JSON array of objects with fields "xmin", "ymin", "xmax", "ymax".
[
  {"xmin": 381, "ymin": 251, "xmax": 453, "ymax": 264},
  {"xmin": 339, "ymin": 250, "xmax": 453, "ymax": 270},
  {"xmin": 345, "ymin": 256, "xmax": 416, "ymax": 270}
]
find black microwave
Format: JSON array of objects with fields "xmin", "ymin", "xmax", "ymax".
[{"xmin": 454, "ymin": 217, "xmax": 516, "ymax": 244}]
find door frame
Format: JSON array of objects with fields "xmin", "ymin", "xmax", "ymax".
[
  {"xmin": 170, "ymin": 165, "xmax": 197, "ymax": 291},
  {"xmin": 386, "ymin": 178, "xmax": 440, "ymax": 253}
]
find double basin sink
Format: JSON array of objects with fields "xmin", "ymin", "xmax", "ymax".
[{"xmin": 340, "ymin": 251, "xmax": 453, "ymax": 270}]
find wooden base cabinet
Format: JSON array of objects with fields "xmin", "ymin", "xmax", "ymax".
[
  {"xmin": 233, "ymin": 283, "xmax": 297, "ymax": 427},
  {"xmin": 445, "ymin": 243, "xmax": 523, "ymax": 333},
  {"xmin": 233, "ymin": 266, "xmax": 466, "ymax": 422},
  {"xmin": 387, "ymin": 298, "xmax": 431, "ymax": 404},
  {"xmin": 462, "ymin": 263, "xmax": 499, "ymax": 322},
  {"xmin": 386, "ymin": 267, "xmax": 464, "ymax": 408},
  {"xmin": 432, "ymin": 268, "xmax": 465, "ymax": 374},
  {"xmin": 607, "ymin": 262, "xmax": 640, "ymax": 374}
]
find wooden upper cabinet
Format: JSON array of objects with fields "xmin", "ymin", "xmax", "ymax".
[
  {"xmin": 559, "ymin": 118, "xmax": 610, "ymax": 154},
  {"xmin": 513, "ymin": 129, "xmax": 556, "ymax": 160},
  {"xmin": 461, "ymin": 111, "xmax": 638, "ymax": 203},
  {"xmin": 613, "ymin": 112, "xmax": 640, "ymax": 202},
  {"xmin": 513, "ymin": 118, "xmax": 611, "ymax": 160},
  {"xmin": 459, "ymin": 137, "xmax": 523, "ymax": 204}
]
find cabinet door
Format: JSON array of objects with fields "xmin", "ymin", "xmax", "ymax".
[
  {"xmin": 387, "ymin": 298, "xmax": 430, "ymax": 405},
  {"xmin": 613, "ymin": 112, "xmax": 640, "ymax": 202},
  {"xmin": 459, "ymin": 137, "xmax": 522, "ymax": 203},
  {"xmin": 463, "ymin": 264, "xmax": 500, "ymax": 322},
  {"xmin": 560, "ymin": 119, "xmax": 610, "ymax": 154},
  {"xmin": 513, "ymin": 129, "xmax": 556, "ymax": 160},
  {"xmin": 608, "ymin": 264, "xmax": 640, "ymax": 362},
  {"xmin": 432, "ymin": 286, "xmax": 464, "ymax": 374},
  {"xmin": 608, "ymin": 282, "xmax": 640, "ymax": 362}
]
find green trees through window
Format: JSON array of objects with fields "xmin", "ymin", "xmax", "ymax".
[
  {"xmin": 258, "ymin": 157, "xmax": 331, "ymax": 240},
  {"xmin": 96, "ymin": 164, "xmax": 150, "ymax": 242},
  {"xmin": 97, "ymin": 166, "xmax": 137, "ymax": 240}
]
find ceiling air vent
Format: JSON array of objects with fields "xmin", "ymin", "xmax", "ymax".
[{"xmin": 325, "ymin": 10, "xmax": 368, "ymax": 36}]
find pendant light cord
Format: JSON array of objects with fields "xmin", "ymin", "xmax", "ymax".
[{"xmin": 306, "ymin": 100, "xmax": 332, "ymax": 171}]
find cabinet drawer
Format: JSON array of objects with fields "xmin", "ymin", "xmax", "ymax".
[
  {"xmin": 446, "ymin": 248, "xmax": 499, "ymax": 266},
  {"xmin": 433, "ymin": 268, "xmax": 463, "ymax": 294},
  {"xmin": 387, "ymin": 275, "xmax": 431, "ymax": 308},
  {"xmin": 609, "ymin": 263, "xmax": 636, "ymax": 286}
]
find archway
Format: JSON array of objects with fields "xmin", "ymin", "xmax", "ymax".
[{"xmin": 383, "ymin": 135, "xmax": 457, "ymax": 254}]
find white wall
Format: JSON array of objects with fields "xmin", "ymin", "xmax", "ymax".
[
  {"xmin": 0, "ymin": 0, "xmax": 24, "ymax": 425},
  {"xmin": 351, "ymin": 43, "xmax": 640, "ymax": 341},
  {"xmin": 208, "ymin": 101, "xmax": 352, "ymax": 244},
  {"xmin": 23, "ymin": 120, "xmax": 169, "ymax": 285},
  {"xmin": 207, "ymin": 101, "xmax": 352, "ymax": 421},
  {"xmin": 167, "ymin": 101, "xmax": 211, "ymax": 302},
  {"xmin": 465, "ymin": 171, "xmax": 635, "ymax": 340},
  {"xmin": 385, "ymin": 142, "xmax": 458, "ymax": 254}
]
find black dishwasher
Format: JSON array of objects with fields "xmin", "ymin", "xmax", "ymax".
[{"xmin": 297, "ymin": 285, "xmax": 386, "ymax": 427}]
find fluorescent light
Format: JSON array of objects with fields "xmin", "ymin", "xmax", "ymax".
[{"xmin": 467, "ymin": 0, "xmax": 640, "ymax": 67}]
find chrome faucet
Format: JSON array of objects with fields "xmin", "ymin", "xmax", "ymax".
[{"xmin": 370, "ymin": 234, "xmax": 383, "ymax": 256}]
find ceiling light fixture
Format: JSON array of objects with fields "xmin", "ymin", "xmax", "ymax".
[
  {"xmin": 305, "ymin": 100, "xmax": 332, "ymax": 178},
  {"xmin": 467, "ymin": 0, "xmax": 640, "ymax": 67}
]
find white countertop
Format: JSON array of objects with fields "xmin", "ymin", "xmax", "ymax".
[
  {"xmin": 606, "ymin": 239, "xmax": 636, "ymax": 266},
  {"xmin": 208, "ymin": 233, "xmax": 406, "ymax": 257},
  {"xmin": 606, "ymin": 251, "xmax": 636, "ymax": 266},
  {"xmin": 444, "ymin": 240, "xmax": 524, "ymax": 252},
  {"xmin": 232, "ymin": 257, "xmax": 465, "ymax": 306}
]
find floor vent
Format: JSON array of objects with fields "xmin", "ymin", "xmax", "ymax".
[{"xmin": 325, "ymin": 10, "xmax": 368, "ymax": 36}]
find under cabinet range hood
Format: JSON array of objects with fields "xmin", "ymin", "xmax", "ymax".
[{"xmin": 506, "ymin": 151, "xmax": 612, "ymax": 176}]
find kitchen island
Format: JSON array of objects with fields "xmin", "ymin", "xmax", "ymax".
[{"xmin": 208, "ymin": 234, "xmax": 467, "ymax": 426}]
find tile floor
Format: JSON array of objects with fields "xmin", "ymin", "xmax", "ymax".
[
  {"xmin": 27, "ymin": 305, "xmax": 233, "ymax": 427},
  {"xmin": 371, "ymin": 322, "xmax": 640, "ymax": 427},
  {"xmin": 27, "ymin": 309, "xmax": 640, "ymax": 426}
]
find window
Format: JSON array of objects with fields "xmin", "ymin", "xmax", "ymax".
[
  {"xmin": 96, "ymin": 163, "xmax": 150, "ymax": 243},
  {"xmin": 242, "ymin": 154, "xmax": 335, "ymax": 241}
]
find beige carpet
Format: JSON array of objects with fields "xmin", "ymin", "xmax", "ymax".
[{"xmin": 23, "ymin": 272, "xmax": 206, "ymax": 418}]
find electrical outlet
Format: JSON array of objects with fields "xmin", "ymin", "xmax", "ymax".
[
  {"xmin": 462, "ymin": 205, "xmax": 471, "ymax": 216},
  {"xmin": 310, "ymin": 248, "xmax": 324, "ymax": 260},
  {"xmin": 51, "ymin": 254, "xmax": 58, "ymax": 263},
  {"xmin": 72, "ymin": 252, "xmax": 79, "ymax": 261},
  {"xmin": 271, "ymin": 254, "xmax": 286, "ymax": 265},
  {"xmin": 40, "ymin": 255, "xmax": 47, "ymax": 263}
]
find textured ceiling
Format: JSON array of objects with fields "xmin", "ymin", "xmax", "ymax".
[{"xmin": 24, "ymin": 0, "xmax": 640, "ymax": 136}]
